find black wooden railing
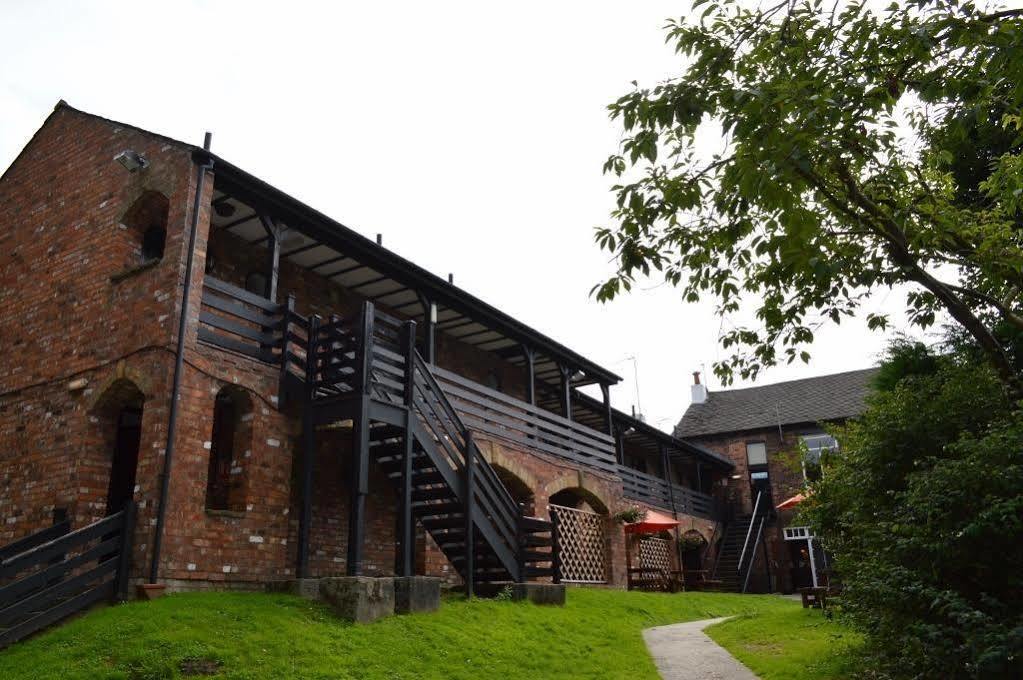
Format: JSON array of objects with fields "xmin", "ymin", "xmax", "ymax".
[
  {"xmin": 617, "ymin": 465, "xmax": 718, "ymax": 520},
  {"xmin": 198, "ymin": 279, "xmax": 709, "ymax": 530},
  {"xmin": 0, "ymin": 516, "xmax": 70, "ymax": 564},
  {"xmin": 198, "ymin": 276, "xmax": 285, "ymax": 363},
  {"xmin": 0, "ymin": 504, "xmax": 135, "ymax": 649},
  {"xmin": 432, "ymin": 366, "xmax": 618, "ymax": 476},
  {"xmin": 367, "ymin": 307, "xmax": 529, "ymax": 581},
  {"xmin": 284, "ymin": 302, "xmax": 552, "ymax": 585}
]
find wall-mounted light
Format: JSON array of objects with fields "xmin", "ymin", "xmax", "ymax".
[
  {"xmin": 571, "ymin": 370, "xmax": 585, "ymax": 381},
  {"xmin": 114, "ymin": 150, "xmax": 149, "ymax": 173},
  {"xmin": 623, "ymin": 426, "xmax": 636, "ymax": 436}
]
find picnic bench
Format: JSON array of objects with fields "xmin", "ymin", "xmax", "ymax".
[
  {"xmin": 627, "ymin": 567, "xmax": 683, "ymax": 592},
  {"xmin": 799, "ymin": 586, "xmax": 829, "ymax": 609}
]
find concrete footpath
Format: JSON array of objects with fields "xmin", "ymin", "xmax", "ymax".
[{"xmin": 643, "ymin": 618, "xmax": 759, "ymax": 680}]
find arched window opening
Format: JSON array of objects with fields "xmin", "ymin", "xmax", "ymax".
[
  {"xmin": 142, "ymin": 225, "xmax": 166, "ymax": 261},
  {"xmin": 205, "ymin": 386, "xmax": 253, "ymax": 512},
  {"xmin": 121, "ymin": 190, "xmax": 169, "ymax": 265}
]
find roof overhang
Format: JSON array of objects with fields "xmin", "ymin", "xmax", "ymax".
[{"xmin": 199, "ymin": 151, "xmax": 621, "ymax": 389}]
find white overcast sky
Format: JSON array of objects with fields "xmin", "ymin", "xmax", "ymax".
[{"xmin": 1, "ymin": 1, "xmax": 924, "ymax": 432}]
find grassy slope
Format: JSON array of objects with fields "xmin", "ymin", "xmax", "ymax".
[
  {"xmin": 0, "ymin": 589, "xmax": 852, "ymax": 680},
  {"xmin": 706, "ymin": 605, "xmax": 862, "ymax": 680}
]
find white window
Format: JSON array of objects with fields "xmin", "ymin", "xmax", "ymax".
[
  {"xmin": 746, "ymin": 441, "xmax": 767, "ymax": 466},
  {"xmin": 800, "ymin": 434, "xmax": 837, "ymax": 482}
]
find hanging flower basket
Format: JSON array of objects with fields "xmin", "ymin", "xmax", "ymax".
[{"xmin": 613, "ymin": 507, "xmax": 646, "ymax": 524}]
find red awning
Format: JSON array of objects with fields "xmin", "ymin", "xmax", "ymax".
[
  {"xmin": 776, "ymin": 493, "xmax": 806, "ymax": 510},
  {"xmin": 624, "ymin": 509, "xmax": 681, "ymax": 534}
]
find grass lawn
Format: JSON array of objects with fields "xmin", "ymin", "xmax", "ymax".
[
  {"xmin": 706, "ymin": 603, "xmax": 862, "ymax": 680},
  {"xmin": 0, "ymin": 588, "xmax": 856, "ymax": 679}
]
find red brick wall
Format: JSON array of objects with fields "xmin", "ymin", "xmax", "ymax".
[
  {"xmin": 0, "ymin": 106, "xmax": 723, "ymax": 593},
  {"xmin": 685, "ymin": 424, "xmax": 829, "ymax": 593},
  {"xmin": 0, "ymin": 105, "xmax": 199, "ymax": 584}
]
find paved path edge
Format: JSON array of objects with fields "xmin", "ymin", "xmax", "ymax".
[{"xmin": 642, "ymin": 616, "xmax": 760, "ymax": 680}]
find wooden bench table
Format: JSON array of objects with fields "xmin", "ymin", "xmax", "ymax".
[{"xmin": 799, "ymin": 586, "xmax": 828, "ymax": 609}]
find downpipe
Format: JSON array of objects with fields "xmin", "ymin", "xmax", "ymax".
[{"xmin": 149, "ymin": 134, "xmax": 214, "ymax": 583}]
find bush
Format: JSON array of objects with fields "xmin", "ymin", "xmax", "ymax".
[{"xmin": 803, "ymin": 342, "xmax": 1023, "ymax": 678}]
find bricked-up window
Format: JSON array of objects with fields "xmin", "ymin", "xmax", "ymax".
[
  {"xmin": 205, "ymin": 386, "xmax": 253, "ymax": 512},
  {"xmin": 121, "ymin": 190, "xmax": 169, "ymax": 264}
]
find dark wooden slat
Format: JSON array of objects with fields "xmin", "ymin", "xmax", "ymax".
[
  {"xmin": 0, "ymin": 511, "xmax": 124, "ymax": 579},
  {"xmin": 0, "ymin": 521, "xmax": 70, "ymax": 563},
  {"xmin": 201, "ymin": 291, "xmax": 280, "ymax": 327},
  {"xmin": 204, "ymin": 276, "xmax": 281, "ymax": 312},
  {"xmin": 0, "ymin": 581, "xmax": 114, "ymax": 649},
  {"xmin": 199, "ymin": 311, "xmax": 280, "ymax": 346},
  {"xmin": 0, "ymin": 536, "xmax": 120, "ymax": 609},
  {"xmin": 519, "ymin": 517, "xmax": 552, "ymax": 533},
  {"xmin": 197, "ymin": 328, "xmax": 276, "ymax": 363},
  {"xmin": 0, "ymin": 558, "xmax": 117, "ymax": 627},
  {"xmin": 433, "ymin": 366, "xmax": 614, "ymax": 444}
]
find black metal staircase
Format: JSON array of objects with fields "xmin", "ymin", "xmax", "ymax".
[
  {"xmin": 281, "ymin": 300, "xmax": 556, "ymax": 594},
  {"xmin": 711, "ymin": 490, "xmax": 768, "ymax": 593}
]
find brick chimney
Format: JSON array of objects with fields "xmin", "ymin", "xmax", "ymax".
[{"xmin": 691, "ymin": 371, "xmax": 708, "ymax": 404}]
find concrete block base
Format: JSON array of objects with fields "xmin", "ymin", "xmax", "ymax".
[
  {"xmin": 267, "ymin": 578, "xmax": 322, "ymax": 600},
  {"xmin": 511, "ymin": 582, "xmax": 566, "ymax": 605},
  {"xmin": 320, "ymin": 576, "xmax": 395, "ymax": 623},
  {"xmin": 394, "ymin": 576, "xmax": 441, "ymax": 614}
]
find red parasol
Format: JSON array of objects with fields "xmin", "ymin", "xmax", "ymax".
[
  {"xmin": 624, "ymin": 509, "xmax": 681, "ymax": 534},
  {"xmin": 775, "ymin": 493, "xmax": 806, "ymax": 510}
]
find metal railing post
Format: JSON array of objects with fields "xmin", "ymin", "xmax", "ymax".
[
  {"xmin": 399, "ymin": 320, "xmax": 417, "ymax": 577},
  {"xmin": 297, "ymin": 315, "xmax": 321, "ymax": 579},
  {"xmin": 360, "ymin": 302, "xmax": 375, "ymax": 395},
  {"xmin": 463, "ymin": 429, "xmax": 475, "ymax": 597},
  {"xmin": 277, "ymin": 293, "xmax": 296, "ymax": 407}
]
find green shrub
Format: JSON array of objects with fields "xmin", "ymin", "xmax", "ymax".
[{"xmin": 804, "ymin": 342, "xmax": 1023, "ymax": 678}]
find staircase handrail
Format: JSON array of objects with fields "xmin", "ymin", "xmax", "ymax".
[
  {"xmin": 737, "ymin": 490, "xmax": 763, "ymax": 575},
  {"xmin": 741, "ymin": 515, "xmax": 766, "ymax": 594},
  {"xmin": 410, "ymin": 351, "xmax": 523, "ymax": 528}
]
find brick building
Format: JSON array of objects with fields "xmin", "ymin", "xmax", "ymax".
[
  {"xmin": 675, "ymin": 368, "xmax": 877, "ymax": 593},
  {"xmin": 0, "ymin": 102, "xmax": 732, "ymax": 598}
]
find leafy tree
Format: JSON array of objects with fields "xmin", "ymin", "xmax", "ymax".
[
  {"xmin": 802, "ymin": 340, "xmax": 1023, "ymax": 678},
  {"xmin": 595, "ymin": 0, "xmax": 1023, "ymax": 395}
]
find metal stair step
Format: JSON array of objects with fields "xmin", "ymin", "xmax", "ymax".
[{"xmin": 412, "ymin": 487, "xmax": 455, "ymax": 503}]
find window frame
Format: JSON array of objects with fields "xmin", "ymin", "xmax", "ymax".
[{"xmin": 745, "ymin": 440, "xmax": 768, "ymax": 467}]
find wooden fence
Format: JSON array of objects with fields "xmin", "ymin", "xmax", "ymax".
[{"xmin": 0, "ymin": 504, "xmax": 135, "ymax": 649}]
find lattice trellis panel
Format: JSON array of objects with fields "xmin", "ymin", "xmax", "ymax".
[
  {"xmin": 549, "ymin": 504, "xmax": 607, "ymax": 583},
  {"xmin": 639, "ymin": 536, "xmax": 671, "ymax": 573}
]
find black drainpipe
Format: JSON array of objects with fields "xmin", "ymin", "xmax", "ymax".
[{"xmin": 149, "ymin": 133, "xmax": 214, "ymax": 583}]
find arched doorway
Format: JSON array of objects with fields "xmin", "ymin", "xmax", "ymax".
[
  {"xmin": 548, "ymin": 487, "xmax": 609, "ymax": 584},
  {"xmin": 680, "ymin": 529, "xmax": 708, "ymax": 572},
  {"xmin": 92, "ymin": 379, "xmax": 146, "ymax": 516}
]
